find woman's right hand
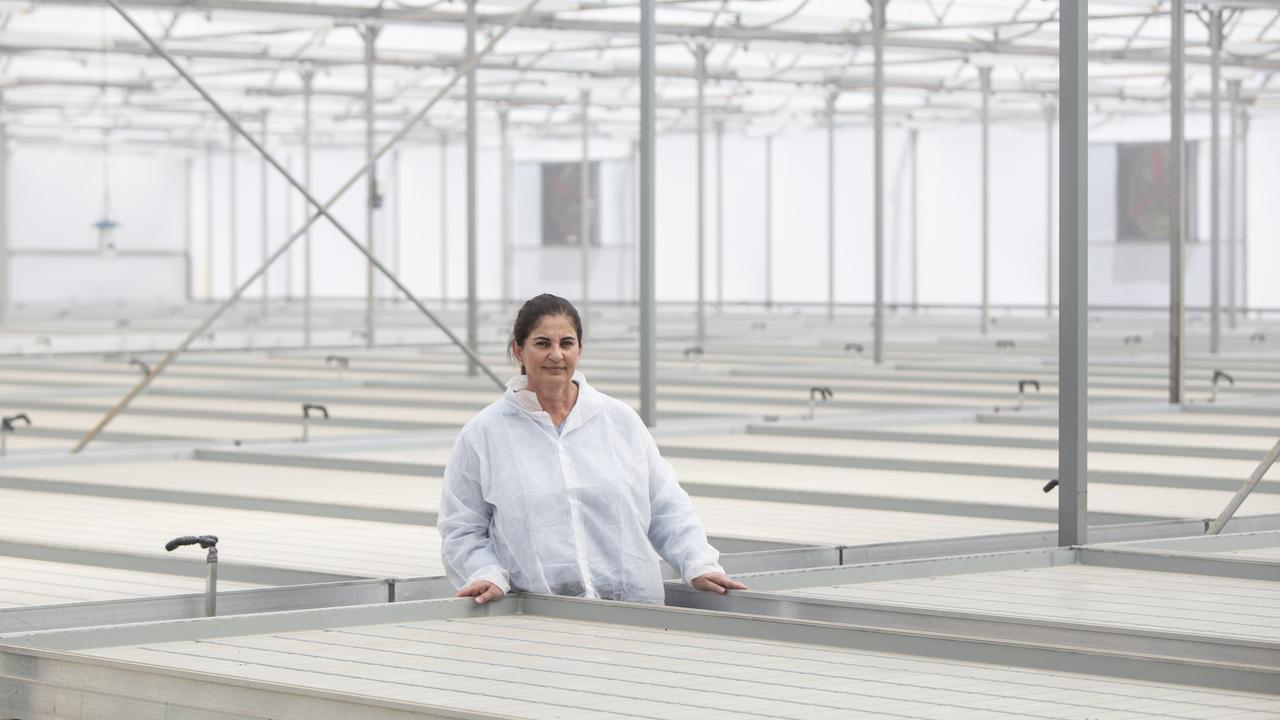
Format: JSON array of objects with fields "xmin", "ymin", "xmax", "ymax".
[{"xmin": 457, "ymin": 580, "xmax": 505, "ymax": 605}]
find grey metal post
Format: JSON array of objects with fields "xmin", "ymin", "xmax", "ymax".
[
  {"xmin": 259, "ymin": 109, "xmax": 270, "ymax": 316},
  {"xmin": 764, "ymin": 134, "xmax": 773, "ymax": 310},
  {"xmin": 439, "ymin": 132, "xmax": 449, "ymax": 305},
  {"xmin": 363, "ymin": 25, "xmax": 379, "ymax": 349},
  {"xmin": 1227, "ymin": 79, "xmax": 1240, "ymax": 330},
  {"xmin": 499, "ymin": 109, "xmax": 511, "ymax": 308},
  {"xmin": 0, "ymin": 102, "xmax": 8, "ymax": 323},
  {"xmin": 715, "ymin": 118, "xmax": 724, "ymax": 312},
  {"xmin": 872, "ymin": 0, "xmax": 886, "ymax": 364},
  {"xmin": 465, "ymin": 0, "xmax": 478, "ymax": 376},
  {"xmin": 1208, "ymin": 9, "xmax": 1221, "ymax": 355},
  {"xmin": 580, "ymin": 89, "xmax": 591, "ymax": 328},
  {"xmin": 301, "ymin": 67, "xmax": 314, "ymax": 348},
  {"xmin": 1045, "ymin": 102, "xmax": 1056, "ymax": 317},
  {"xmin": 639, "ymin": 0, "xmax": 656, "ymax": 426},
  {"xmin": 228, "ymin": 125, "xmax": 237, "ymax": 296},
  {"xmin": 184, "ymin": 156, "xmax": 193, "ymax": 302},
  {"xmin": 1058, "ymin": 0, "xmax": 1087, "ymax": 547},
  {"xmin": 392, "ymin": 148, "xmax": 401, "ymax": 283},
  {"xmin": 694, "ymin": 42, "xmax": 707, "ymax": 345},
  {"xmin": 205, "ymin": 141, "xmax": 214, "ymax": 301},
  {"xmin": 826, "ymin": 90, "xmax": 837, "ymax": 324},
  {"xmin": 1241, "ymin": 109, "xmax": 1249, "ymax": 318},
  {"xmin": 979, "ymin": 65, "xmax": 992, "ymax": 336},
  {"xmin": 910, "ymin": 127, "xmax": 918, "ymax": 313},
  {"xmin": 1170, "ymin": 0, "xmax": 1186, "ymax": 405},
  {"xmin": 283, "ymin": 153, "xmax": 293, "ymax": 300}
]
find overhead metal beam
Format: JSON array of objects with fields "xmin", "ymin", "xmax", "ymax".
[
  {"xmin": 1058, "ymin": 0, "xmax": 1087, "ymax": 547},
  {"xmin": 1170, "ymin": 0, "xmax": 1186, "ymax": 405},
  {"xmin": 639, "ymin": 0, "xmax": 656, "ymax": 427}
]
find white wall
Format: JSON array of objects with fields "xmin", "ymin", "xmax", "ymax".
[{"xmin": 4, "ymin": 109, "xmax": 1276, "ymax": 309}]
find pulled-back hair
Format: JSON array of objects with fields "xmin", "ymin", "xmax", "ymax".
[{"xmin": 508, "ymin": 294, "xmax": 584, "ymax": 375}]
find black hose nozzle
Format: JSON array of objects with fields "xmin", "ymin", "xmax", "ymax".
[
  {"xmin": 1042, "ymin": 479, "xmax": 1059, "ymax": 493},
  {"xmin": 165, "ymin": 535, "xmax": 219, "ymax": 552},
  {"xmin": 303, "ymin": 403, "xmax": 329, "ymax": 419},
  {"xmin": 1, "ymin": 414, "xmax": 31, "ymax": 432},
  {"xmin": 1018, "ymin": 380, "xmax": 1041, "ymax": 394},
  {"xmin": 810, "ymin": 386, "xmax": 833, "ymax": 402},
  {"xmin": 1212, "ymin": 370, "xmax": 1235, "ymax": 387}
]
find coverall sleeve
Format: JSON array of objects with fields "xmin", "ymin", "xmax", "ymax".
[
  {"xmin": 438, "ymin": 431, "xmax": 511, "ymax": 593},
  {"xmin": 640, "ymin": 426, "xmax": 725, "ymax": 585}
]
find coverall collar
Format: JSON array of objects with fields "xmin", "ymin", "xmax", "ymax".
[{"xmin": 502, "ymin": 371, "xmax": 603, "ymax": 434}]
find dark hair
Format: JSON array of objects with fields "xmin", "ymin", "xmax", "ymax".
[{"xmin": 509, "ymin": 294, "xmax": 584, "ymax": 375}]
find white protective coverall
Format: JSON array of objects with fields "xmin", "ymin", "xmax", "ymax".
[{"xmin": 438, "ymin": 372, "xmax": 724, "ymax": 604}]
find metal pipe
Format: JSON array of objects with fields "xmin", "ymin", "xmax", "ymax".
[
  {"xmin": 826, "ymin": 89, "xmax": 836, "ymax": 324},
  {"xmin": 694, "ymin": 42, "xmax": 707, "ymax": 346},
  {"xmin": 466, "ymin": 0, "xmax": 478, "ymax": 376},
  {"xmin": 1241, "ymin": 109, "xmax": 1249, "ymax": 319},
  {"xmin": 639, "ymin": 0, "xmax": 656, "ymax": 426},
  {"xmin": 1207, "ymin": 437, "xmax": 1280, "ymax": 535},
  {"xmin": 1227, "ymin": 78, "xmax": 1239, "ymax": 330},
  {"xmin": 1169, "ymin": 0, "xmax": 1186, "ymax": 405},
  {"xmin": 714, "ymin": 117, "xmax": 724, "ymax": 312},
  {"xmin": 301, "ymin": 66, "xmax": 314, "ymax": 348},
  {"xmin": 259, "ymin": 109, "xmax": 269, "ymax": 316},
  {"xmin": 499, "ymin": 108, "xmax": 511, "ymax": 309},
  {"xmin": 1059, "ymin": 0, "xmax": 1088, "ymax": 547},
  {"xmin": 364, "ymin": 25, "xmax": 379, "ymax": 349},
  {"xmin": 439, "ymin": 131, "xmax": 449, "ymax": 305},
  {"xmin": 228, "ymin": 125, "xmax": 237, "ymax": 297},
  {"xmin": 909, "ymin": 127, "xmax": 918, "ymax": 314},
  {"xmin": 764, "ymin": 134, "xmax": 772, "ymax": 310},
  {"xmin": 74, "ymin": 0, "xmax": 533, "ymax": 453},
  {"xmin": 204, "ymin": 141, "xmax": 214, "ymax": 301},
  {"xmin": 580, "ymin": 89, "xmax": 591, "ymax": 328},
  {"xmin": 872, "ymin": 0, "xmax": 885, "ymax": 364},
  {"xmin": 1209, "ymin": 9, "xmax": 1221, "ymax": 355},
  {"xmin": 1045, "ymin": 102, "xmax": 1056, "ymax": 318},
  {"xmin": 979, "ymin": 65, "xmax": 991, "ymax": 336}
]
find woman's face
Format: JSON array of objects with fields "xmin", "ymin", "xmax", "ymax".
[{"xmin": 513, "ymin": 314, "xmax": 581, "ymax": 391}]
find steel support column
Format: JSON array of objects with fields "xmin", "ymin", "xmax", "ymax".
[
  {"xmin": 228, "ymin": 125, "xmax": 237, "ymax": 296},
  {"xmin": 363, "ymin": 25, "xmax": 379, "ymax": 349},
  {"xmin": 0, "ymin": 101, "xmax": 9, "ymax": 323},
  {"xmin": 1208, "ymin": 9, "xmax": 1221, "ymax": 355},
  {"xmin": 465, "ymin": 0, "xmax": 478, "ymax": 375},
  {"xmin": 205, "ymin": 141, "xmax": 214, "ymax": 301},
  {"xmin": 184, "ymin": 156, "xmax": 193, "ymax": 302},
  {"xmin": 910, "ymin": 127, "xmax": 918, "ymax": 313},
  {"xmin": 694, "ymin": 42, "xmax": 707, "ymax": 345},
  {"xmin": 1169, "ymin": 0, "xmax": 1186, "ymax": 404},
  {"xmin": 1058, "ymin": 0, "xmax": 1088, "ymax": 547},
  {"xmin": 259, "ymin": 109, "xmax": 270, "ymax": 316},
  {"xmin": 979, "ymin": 65, "xmax": 992, "ymax": 336},
  {"xmin": 580, "ymin": 89, "xmax": 591, "ymax": 328},
  {"xmin": 1227, "ymin": 79, "xmax": 1239, "ymax": 330},
  {"xmin": 639, "ymin": 0, "xmax": 656, "ymax": 426},
  {"xmin": 764, "ymin": 134, "xmax": 773, "ymax": 310},
  {"xmin": 872, "ymin": 0, "xmax": 886, "ymax": 364},
  {"xmin": 439, "ymin": 132, "xmax": 449, "ymax": 305},
  {"xmin": 1045, "ymin": 102, "xmax": 1056, "ymax": 317},
  {"xmin": 392, "ymin": 148, "xmax": 401, "ymax": 283},
  {"xmin": 825, "ymin": 90, "xmax": 837, "ymax": 324},
  {"xmin": 301, "ymin": 67, "xmax": 314, "ymax": 348},
  {"xmin": 499, "ymin": 108, "xmax": 511, "ymax": 309},
  {"xmin": 1240, "ymin": 109, "xmax": 1249, "ymax": 318},
  {"xmin": 714, "ymin": 118, "xmax": 724, "ymax": 312}
]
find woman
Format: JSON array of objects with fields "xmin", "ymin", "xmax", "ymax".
[{"xmin": 439, "ymin": 293, "xmax": 746, "ymax": 605}]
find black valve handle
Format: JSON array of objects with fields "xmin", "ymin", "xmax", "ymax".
[
  {"xmin": 165, "ymin": 535, "xmax": 219, "ymax": 551},
  {"xmin": 2, "ymin": 413, "xmax": 31, "ymax": 432},
  {"xmin": 1042, "ymin": 479, "xmax": 1059, "ymax": 493},
  {"xmin": 303, "ymin": 403, "xmax": 330, "ymax": 419},
  {"xmin": 1212, "ymin": 370, "xmax": 1235, "ymax": 386},
  {"xmin": 1018, "ymin": 380, "xmax": 1041, "ymax": 394},
  {"xmin": 810, "ymin": 386, "xmax": 833, "ymax": 401}
]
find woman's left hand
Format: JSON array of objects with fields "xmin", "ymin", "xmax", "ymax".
[{"xmin": 692, "ymin": 572, "xmax": 749, "ymax": 594}]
